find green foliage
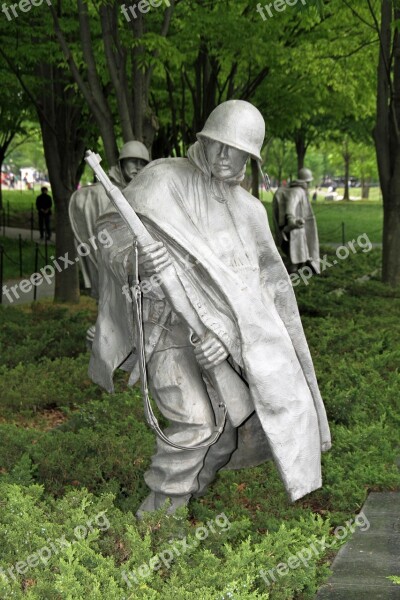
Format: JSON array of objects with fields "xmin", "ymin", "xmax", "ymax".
[
  {"xmin": 0, "ymin": 392, "xmax": 154, "ymax": 509},
  {"xmin": 0, "ymin": 303, "xmax": 95, "ymax": 368},
  {"xmin": 0, "ymin": 249, "xmax": 399, "ymax": 597},
  {"xmin": 0, "ymin": 483, "xmax": 331, "ymax": 599},
  {"xmin": 0, "ymin": 354, "xmax": 99, "ymax": 414}
]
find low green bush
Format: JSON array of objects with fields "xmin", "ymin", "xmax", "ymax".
[
  {"xmin": 0, "ymin": 392, "xmax": 154, "ymax": 509},
  {"xmin": 0, "ymin": 354, "xmax": 100, "ymax": 414},
  {"xmin": 0, "ymin": 483, "xmax": 333, "ymax": 600},
  {"xmin": 0, "ymin": 248, "xmax": 399, "ymax": 598},
  {"xmin": 0, "ymin": 303, "xmax": 95, "ymax": 368}
]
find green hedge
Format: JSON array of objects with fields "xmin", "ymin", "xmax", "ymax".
[{"xmin": 0, "ymin": 249, "xmax": 399, "ymax": 598}]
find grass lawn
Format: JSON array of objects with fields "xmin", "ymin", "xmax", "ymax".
[
  {"xmin": 261, "ymin": 191, "xmax": 383, "ymax": 244},
  {"xmin": 2, "ymin": 188, "xmax": 384, "ymax": 244},
  {"xmin": 1, "ymin": 190, "xmax": 56, "ymax": 229},
  {"xmin": 0, "ymin": 248, "xmax": 398, "ymax": 598}
]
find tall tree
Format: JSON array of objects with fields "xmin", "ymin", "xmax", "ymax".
[
  {"xmin": 371, "ymin": 0, "xmax": 400, "ymax": 286},
  {"xmin": 0, "ymin": 9, "xmax": 96, "ymax": 302},
  {"xmin": 49, "ymin": 0, "xmax": 175, "ymax": 165},
  {"xmin": 0, "ymin": 63, "xmax": 27, "ymax": 209}
]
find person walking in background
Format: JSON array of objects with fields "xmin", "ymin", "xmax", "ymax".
[{"xmin": 36, "ymin": 186, "xmax": 52, "ymax": 241}]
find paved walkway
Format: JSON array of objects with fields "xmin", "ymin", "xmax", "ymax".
[
  {"xmin": 0, "ymin": 225, "xmax": 56, "ymax": 243},
  {"xmin": 2, "ymin": 277, "xmax": 55, "ymax": 306},
  {"xmin": 316, "ymin": 491, "xmax": 400, "ymax": 598}
]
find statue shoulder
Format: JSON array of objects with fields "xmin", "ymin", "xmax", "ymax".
[
  {"xmin": 237, "ymin": 186, "xmax": 268, "ymax": 216},
  {"xmin": 69, "ymin": 183, "xmax": 108, "ymax": 214},
  {"xmin": 141, "ymin": 157, "xmax": 193, "ymax": 181},
  {"xmin": 124, "ymin": 158, "xmax": 193, "ymax": 201}
]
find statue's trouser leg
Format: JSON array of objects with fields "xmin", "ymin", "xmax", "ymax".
[
  {"xmin": 194, "ymin": 417, "xmax": 238, "ymax": 497},
  {"xmin": 144, "ymin": 344, "xmax": 220, "ymax": 496}
]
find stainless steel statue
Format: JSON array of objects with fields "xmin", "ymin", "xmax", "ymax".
[
  {"xmin": 69, "ymin": 141, "xmax": 150, "ymax": 300},
  {"xmin": 272, "ymin": 168, "xmax": 320, "ymax": 274},
  {"xmin": 88, "ymin": 101, "xmax": 331, "ymax": 517}
]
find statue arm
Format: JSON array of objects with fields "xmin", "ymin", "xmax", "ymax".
[{"xmin": 284, "ymin": 189, "xmax": 305, "ymax": 231}]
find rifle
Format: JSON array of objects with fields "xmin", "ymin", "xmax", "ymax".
[{"xmin": 85, "ymin": 151, "xmax": 254, "ymax": 448}]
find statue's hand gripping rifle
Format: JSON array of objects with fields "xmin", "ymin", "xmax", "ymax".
[{"xmin": 85, "ymin": 151, "xmax": 254, "ymax": 449}]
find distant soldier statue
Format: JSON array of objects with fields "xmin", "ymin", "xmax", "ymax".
[
  {"xmin": 88, "ymin": 102, "xmax": 331, "ymax": 517},
  {"xmin": 273, "ymin": 168, "xmax": 320, "ymax": 274},
  {"xmin": 69, "ymin": 141, "xmax": 150, "ymax": 299}
]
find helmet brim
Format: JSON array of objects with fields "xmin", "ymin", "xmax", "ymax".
[{"xmin": 197, "ymin": 133, "xmax": 262, "ymax": 163}]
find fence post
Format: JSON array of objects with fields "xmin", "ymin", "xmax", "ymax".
[
  {"xmin": 30, "ymin": 204, "xmax": 34, "ymax": 241},
  {"xmin": 0, "ymin": 245, "xmax": 3, "ymax": 305},
  {"xmin": 19, "ymin": 234, "xmax": 23, "ymax": 277},
  {"xmin": 341, "ymin": 222, "xmax": 346, "ymax": 246},
  {"xmin": 33, "ymin": 243, "xmax": 39, "ymax": 301}
]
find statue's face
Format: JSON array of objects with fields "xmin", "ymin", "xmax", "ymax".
[
  {"xmin": 121, "ymin": 158, "xmax": 148, "ymax": 182},
  {"xmin": 204, "ymin": 140, "xmax": 249, "ymax": 180}
]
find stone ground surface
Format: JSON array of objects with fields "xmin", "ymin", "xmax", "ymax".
[
  {"xmin": 2, "ymin": 277, "xmax": 55, "ymax": 306},
  {"xmin": 316, "ymin": 491, "xmax": 400, "ymax": 599},
  {"xmin": 1, "ymin": 225, "xmax": 55, "ymax": 243}
]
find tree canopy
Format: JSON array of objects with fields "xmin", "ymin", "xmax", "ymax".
[{"xmin": 1, "ymin": 0, "xmax": 399, "ymax": 292}]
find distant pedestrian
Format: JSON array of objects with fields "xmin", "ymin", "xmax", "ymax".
[
  {"xmin": 312, "ymin": 190, "xmax": 318, "ymax": 202},
  {"xmin": 36, "ymin": 186, "xmax": 52, "ymax": 241}
]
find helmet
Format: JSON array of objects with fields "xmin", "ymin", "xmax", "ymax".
[
  {"xmin": 119, "ymin": 141, "xmax": 150, "ymax": 163},
  {"xmin": 298, "ymin": 168, "xmax": 313, "ymax": 182},
  {"xmin": 197, "ymin": 100, "xmax": 265, "ymax": 162}
]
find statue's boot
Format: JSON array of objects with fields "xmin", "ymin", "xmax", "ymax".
[{"xmin": 135, "ymin": 492, "xmax": 191, "ymax": 520}]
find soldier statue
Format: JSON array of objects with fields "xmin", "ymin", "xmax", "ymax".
[
  {"xmin": 88, "ymin": 101, "xmax": 331, "ymax": 517},
  {"xmin": 69, "ymin": 141, "xmax": 150, "ymax": 300},
  {"xmin": 272, "ymin": 168, "xmax": 320, "ymax": 274},
  {"xmin": 69, "ymin": 141, "xmax": 150, "ymax": 345}
]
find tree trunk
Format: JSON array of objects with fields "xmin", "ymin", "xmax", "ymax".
[
  {"xmin": 361, "ymin": 177, "xmax": 370, "ymax": 199},
  {"xmin": 382, "ymin": 181, "xmax": 400, "ymax": 284},
  {"xmin": 0, "ymin": 154, "xmax": 3, "ymax": 211},
  {"xmin": 251, "ymin": 159, "xmax": 259, "ymax": 199},
  {"xmin": 343, "ymin": 148, "xmax": 351, "ymax": 201},
  {"xmin": 39, "ymin": 118, "xmax": 80, "ymax": 303},
  {"xmin": 36, "ymin": 63, "xmax": 89, "ymax": 303},
  {"xmin": 373, "ymin": 0, "xmax": 400, "ymax": 286},
  {"xmin": 294, "ymin": 130, "xmax": 307, "ymax": 173}
]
